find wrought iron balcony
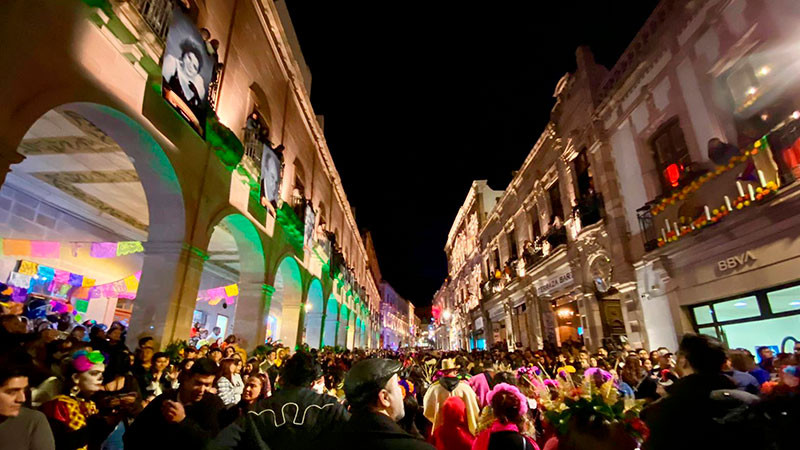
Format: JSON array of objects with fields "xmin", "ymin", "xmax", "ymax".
[
  {"xmin": 545, "ymin": 225, "xmax": 568, "ymax": 248},
  {"xmin": 573, "ymin": 192, "xmax": 605, "ymax": 227},
  {"xmin": 132, "ymin": 0, "xmax": 176, "ymax": 42},
  {"xmin": 637, "ymin": 137, "xmax": 781, "ymax": 251}
]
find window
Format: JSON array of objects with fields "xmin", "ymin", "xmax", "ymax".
[
  {"xmin": 574, "ymin": 148, "xmax": 594, "ymax": 199},
  {"xmin": 548, "ymin": 181, "xmax": 563, "ymax": 224},
  {"xmin": 712, "ymin": 296, "xmax": 760, "ymax": 322},
  {"xmin": 529, "ymin": 206, "xmax": 540, "ymax": 241},
  {"xmin": 767, "ymin": 285, "xmax": 800, "ymax": 314},
  {"xmin": 215, "ymin": 314, "xmax": 229, "ymax": 336},
  {"xmin": 507, "ymin": 228, "xmax": 518, "ymax": 260},
  {"xmin": 492, "ymin": 248, "xmax": 501, "ymax": 274},
  {"xmin": 650, "ymin": 118, "xmax": 691, "ymax": 191}
]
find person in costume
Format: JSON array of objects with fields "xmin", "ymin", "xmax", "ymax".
[
  {"xmin": 423, "ymin": 358, "xmax": 480, "ymax": 434},
  {"xmin": 41, "ymin": 350, "xmax": 119, "ymax": 450}
]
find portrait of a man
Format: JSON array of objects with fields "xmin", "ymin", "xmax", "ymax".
[
  {"xmin": 161, "ymin": 8, "xmax": 213, "ymax": 135},
  {"xmin": 260, "ymin": 145, "xmax": 282, "ymax": 208}
]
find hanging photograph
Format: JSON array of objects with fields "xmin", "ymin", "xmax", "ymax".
[
  {"xmin": 260, "ymin": 144, "xmax": 283, "ymax": 210},
  {"xmin": 304, "ymin": 203, "xmax": 316, "ymax": 247},
  {"xmin": 161, "ymin": 8, "xmax": 214, "ymax": 136}
]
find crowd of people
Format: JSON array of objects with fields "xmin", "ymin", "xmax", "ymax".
[{"xmin": 1, "ymin": 302, "xmax": 799, "ymax": 449}]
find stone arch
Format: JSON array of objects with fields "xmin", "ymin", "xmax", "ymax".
[
  {"xmin": 337, "ymin": 304, "xmax": 350, "ymax": 348},
  {"xmin": 271, "ymin": 255, "xmax": 303, "ymax": 348},
  {"xmin": 198, "ymin": 211, "xmax": 266, "ymax": 348},
  {"xmin": 1, "ymin": 101, "xmax": 187, "ymax": 346},
  {"xmin": 323, "ymin": 295, "xmax": 338, "ymax": 347},
  {"xmin": 304, "ymin": 278, "xmax": 324, "ymax": 349}
]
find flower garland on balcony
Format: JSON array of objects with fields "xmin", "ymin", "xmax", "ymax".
[
  {"xmin": 657, "ymin": 181, "xmax": 778, "ymax": 247},
  {"xmin": 650, "ymin": 141, "xmax": 763, "ymax": 216}
]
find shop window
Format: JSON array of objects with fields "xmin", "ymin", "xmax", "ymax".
[
  {"xmin": 692, "ymin": 305, "xmax": 714, "ymax": 325},
  {"xmin": 721, "ymin": 315, "xmax": 800, "ymax": 355},
  {"xmin": 713, "ymin": 296, "xmax": 760, "ymax": 322},
  {"xmin": 649, "ymin": 118, "xmax": 692, "ymax": 192},
  {"xmin": 697, "ymin": 326, "xmax": 719, "ymax": 339},
  {"xmin": 548, "ymin": 181, "xmax": 563, "ymax": 224},
  {"xmin": 767, "ymin": 285, "xmax": 800, "ymax": 314}
]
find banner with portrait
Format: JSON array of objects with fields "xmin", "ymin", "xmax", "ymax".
[
  {"xmin": 161, "ymin": 8, "xmax": 214, "ymax": 136},
  {"xmin": 304, "ymin": 203, "xmax": 316, "ymax": 248},
  {"xmin": 260, "ymin": 144, "xmax": 283, "ymax": 211}
]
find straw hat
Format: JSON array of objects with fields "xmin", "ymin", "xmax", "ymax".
[{"xmin": 441, "ymin": 358, "xmax": 460, "ymax": 371}]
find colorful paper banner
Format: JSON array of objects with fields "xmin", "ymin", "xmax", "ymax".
[{"xmin": 30, "ymin": 241, "xmax": 60, "ymax": 258}]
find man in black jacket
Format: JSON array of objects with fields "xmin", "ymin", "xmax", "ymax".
[
  {"xmin": 210, "ymin": 351, "xmax": 349, "ymax": 450},
  {"xmin": 124, "ymin": 357, "xmax": 223, "ymax": 449},
  {"xmin": 335, "ymin": 358, "xmax": 435, "ymax": 450},
  {"xmin": 642, "ymin": 334, "xmax": 760, "ymax": 450}
]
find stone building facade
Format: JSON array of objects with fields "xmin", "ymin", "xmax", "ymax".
[
  {"xmin": 596, "ymin": 0, "xmax": 800, "ymax": 353},
  {"xmin": 0, "ymin": 0, "xmax": 381, "ymax": 350}
]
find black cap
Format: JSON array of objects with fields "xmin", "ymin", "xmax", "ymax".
[{"xmin": 344, "ymin": 358, "xmax": 402, "ymax": 408}]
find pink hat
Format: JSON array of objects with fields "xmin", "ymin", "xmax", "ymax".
[{"xmin": 486, "ymin": 382, "xmax": 528, "ymax": 416}]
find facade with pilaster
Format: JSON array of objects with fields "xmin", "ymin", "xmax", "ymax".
[
  {"xmin": 470, "ymin": 47, "xmax": 644, "ymax": 352},
  {"xmin": 597, "ymin": 0, "xmax": 800, "ymax": 353},
  {"xmin": 0, "ymin": 0, "xmax": 381, "ymax": 350}
]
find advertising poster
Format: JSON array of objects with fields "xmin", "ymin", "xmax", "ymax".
[{"xmin": 161, "ymin": 8, "xmax": 213, "ymax": 136}]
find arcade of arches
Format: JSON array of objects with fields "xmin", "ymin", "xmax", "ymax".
[{"xmin": 0, "ymin": 0, "xmax": 378, "ymax": 352}]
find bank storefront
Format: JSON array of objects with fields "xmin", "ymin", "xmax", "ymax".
[{"xmin": 638, "ymin": 191, "xmax": 800, "ymax": 354}]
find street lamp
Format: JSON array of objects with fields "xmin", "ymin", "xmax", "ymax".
[
  {"xmin": 442, "ymin": 309, "xmax": 452, "ymax": 321},
  {"xmin": 305, "ymin": 303, "xmax": 312, "ymax": 312}
]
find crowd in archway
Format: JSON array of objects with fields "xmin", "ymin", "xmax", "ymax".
[{"xmin": 1, "ymin": 294, "xmax": 799, "ymax": 450}]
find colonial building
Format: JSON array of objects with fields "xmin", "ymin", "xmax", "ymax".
[
  {"xmin": 0, "ymin": 0, "xmax": 381, "ymax": 350},
  {"xmin": 379, "ymin": 281, "xmax": 413, "ymax": 349},
  {"xmin": 444, "ymin": 47, "xmax": 644, "ymax": 352},
  {"xmin": 595, "ymin": 0, "xmax": 800, "ymax": 353},
  {"xmin": 434, "ymin": 181, "xmax": 503, "ymax": 350}
]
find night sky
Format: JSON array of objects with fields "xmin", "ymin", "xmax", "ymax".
[{"xmin": 285, "ymin": 1, "xmax": 659, "ymax": 306}]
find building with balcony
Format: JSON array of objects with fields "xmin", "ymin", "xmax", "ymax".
[
  {"xmin": 596, "ymin": 0, "xmax": 800, "ymax": 353},
  {"xmin": 379, "ymin": 281, "xmax": 413, "ymax": 349},
  {"xmin": 0, "ymin": 0, "xmax": 381, "ymax": 350},
  {"xmin": 433, "ymin": 181, "xmax": 503, "ymax": 350},
  {"xmin": 463, "ymin": 46, "xmax": 644, "ymax": 352}
]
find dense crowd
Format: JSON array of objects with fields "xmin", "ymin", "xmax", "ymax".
[{"xmin": 1, "ymin": 300, "xmax": 799, "ymax": 450}]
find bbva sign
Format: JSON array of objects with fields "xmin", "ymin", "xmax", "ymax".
[{"xmin": 716, "ymin": 251, "xmax": 756, "ymax": 272}]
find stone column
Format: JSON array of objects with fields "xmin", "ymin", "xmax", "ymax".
[
  {"xmin": 346, "ymin": 314, "xmax": 356, "ymax": 349},
  {"xmin": 232, "ymin": 282, "xmax": 270, "ymax": 350},
  {"xmin": 503, "ymin": 301, "xmax": 516, "ymax": 349},
  {"xmin": 525, "ymin": 291, "xmax": 544, "ymax": 349},
  {"xmin": 128, "ymin": 241, "xmax": 205, "ymax": 350},
  {"xmin": 337, "ymin": 308, "xmax": 348, "ymax": 348}
]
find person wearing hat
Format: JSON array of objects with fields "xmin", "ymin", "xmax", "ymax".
[
  {"xmin": 423, "ymin": 358, "xmax": 479, "ymax": 435},
  {"xmin": 335, "ymin": 358, "xmax": 435, "ymax": 450}
]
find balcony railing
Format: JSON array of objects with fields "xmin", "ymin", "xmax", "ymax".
[
  {"xmin": 638, "ymin": 136, "xmax": 781, "ymax": 250},
  {"xmin": 242, "ymin": 128, "xmax": 264, "ymax": 169},
  {"xmin": 573, "ymin": 192, "xmax": 605, "ymax": 228},
  {"xmin": 545, "ymin": 225, "xmax": 568, "ymax": 248},
  {"xmin": 132, "ymin": 0, "xmax": 176, "ymax": 42}
]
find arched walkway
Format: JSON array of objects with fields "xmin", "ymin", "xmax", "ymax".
[
  {"xmin": 195, "ymin": 213, "xmax": 265, "ymax": 348},
  {"xmin": 323, "ymin": 295, "xmax": 338, "ymax": 347},
  {"xmin": 338, "ymin": 304, "xmax": 350, "ymax": 349},
  {"xmin": 304, "ymin": 279, "xmax": 323, "ymax": 349},
  {"xmin": 0, "ymin": 103, "xmax": 186, "ymax": 346},
  {"xmin": 271, "ymin": 256, "xmax": 303, "ymax": 348}
]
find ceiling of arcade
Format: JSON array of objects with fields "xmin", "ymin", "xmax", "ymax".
[
  {"xmin": 12, "ymin": 109, "xmax": 148, "ymax": 238},
  {"xmin": 11, "ymin": 108, "xmax": 242, "ymax": 279}
]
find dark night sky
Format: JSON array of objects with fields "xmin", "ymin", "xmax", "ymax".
[{"xmin": 285, "ymin": 1, "xmax": 658, "ymax": 306}]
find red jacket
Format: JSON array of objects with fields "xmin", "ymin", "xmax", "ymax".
[{"xmin": 431, "ymin": 397, "xmax": 474, "ymax": 450}]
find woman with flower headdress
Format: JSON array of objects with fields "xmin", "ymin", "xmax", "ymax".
[
  {"xmin": 472, "ymin": 383, "xmax": 539, "ymax": 450},
  {"xmin": 40, "ymin": 349, "xmax": 120, "ymax": 450}
]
